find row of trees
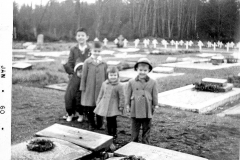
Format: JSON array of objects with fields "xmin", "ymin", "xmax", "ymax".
[{"xmin": 13, "ymin": 0, "xmax": 240, "ymax": 42}]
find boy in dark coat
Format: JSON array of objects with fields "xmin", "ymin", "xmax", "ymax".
[
  {"xmin": 126, "ymin": 58, "xmax": 159, "ymax": 144},
  {"xmin": 63, "ymin": 28, "xmax": 91, "ymax": 122}
]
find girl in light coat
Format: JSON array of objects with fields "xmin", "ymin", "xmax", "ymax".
[{"xmin": 94, "ymin": 66, "xmax": 125, "ymax": 139}]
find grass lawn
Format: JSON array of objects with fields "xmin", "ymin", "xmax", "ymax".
[{"xmin": 12, "ymin": 45, "xmax": 240, "ymax": 160}]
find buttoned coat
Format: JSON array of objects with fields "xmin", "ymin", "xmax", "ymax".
[
  {"xmin": 126, "ymin": 76, "xmax": 158, "ymax": 118},
  {"xmin": 64, "ymin": 44, "xmax": 91, "ymax": 75},
  {"xmin": 80, "ymin": 57, "xmax": 108, "ymax": 106},
  {"xmin": 94, "ymin": 80, "xmax": 125, "ymax": 117}
]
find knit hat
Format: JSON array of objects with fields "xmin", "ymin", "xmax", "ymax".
[
  {"xmin": 134, "ymin": 58, "xmax": 153, "ymax": 72},
  {"xmin": 74, "ymin": 62, "xmax": 84, "ymax": 72}
]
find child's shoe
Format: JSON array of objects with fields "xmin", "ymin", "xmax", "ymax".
[
  {"xmin": 77, "ymin": 115, "xmax": 84, "ymax": 122},
  {"xmin": 66, "ymin": 115, "xmax": 73, "ymax": 122}
]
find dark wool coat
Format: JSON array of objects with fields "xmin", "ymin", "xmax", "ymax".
[
  {"xmin": 80, "ymin": 57, "xmax": 108, "ymax": 106},
  {"xmin": 94, "ymin": 80, "xmax": 125, "ymax": 117},
  {"xmin": 126, "ymin": 76, "xmax": 158, "ymax": 118},
  {"xmin": 64, "ymin": 44, "xmax": 91, "ymax": 75}
]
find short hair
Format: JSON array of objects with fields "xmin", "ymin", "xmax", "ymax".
[
  {"xmin": 75, "ymin": 27, "xmax": 88, "ymax": 35},
  {"xmin": 107, "ymin": 66, "xmax": 119, "ymax": 76},
  {"xmin": 138, "ymin": 63, "xmax": 150, "ymax": 69},
  {"xmin": 92, "ymin": 41, "xmax": 102, "ymax": 49}
]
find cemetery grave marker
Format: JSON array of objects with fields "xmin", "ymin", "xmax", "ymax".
[
  {"xmin": 166, "ymin": 57, "xmax": 178, "ymax": 63},
  {"xmin": 37, "ymin": 34, "xmax": 44, "ymax": 45},
  {"xmin": 198, "ymin": 41, "xmax": 204, "ymax": 51},
  {"xmin": 152, "ymin": 39, "xmax": 158, "ymax": 48},
  {"xmin": 12, "ymin": 62, "xmax": 32, "ymax": 70},
  {"xmin": 13, "ymin": 55, "xmax": 26, "ymax": 60},
  {"xmin": 217, "ymin": 103, "xmax": 240, "ymax": 117},
  {"xmin": 13, "ymin": 58, "xmax": 55, "ymax": 64},
  {"xmin": 175, "ymin": 41, "xmax": 179, "ymax": 49},
  {"xmin": 158, "ymin": 83, "xmax": 240, "ymax": 113},
  {"xmin": 45, "ymin": 83, "xmax": 68, "ymax": 91},
  {"xmin": 143, "ymin": 39, "xmax": 148, "ymax": 48},
  {"xmin": 123, "ymin": 39, "xmax": 128, "ymax": 47},
  {"xmin": 114, "ymin": 39, "xmax": 118, "ymax": 44},
  {"xmin": 189, "ymin": 40, "xmax": 193, "ymax": 47},
  {"xmin": 225, "ymin": 42, "xmax": 230, "ymax": 52},
  {"xmin": 94, "ymin": 37, "xmax": 99, "ymax": 41},
  {"xmin": 152, "ymin": 67, "xmax": 174, "ymax": 74},
  {"xmin": 170, "ymin": 40, "xmax": 175, "ymax": 46},
  {"xmin": 103, "ymin": 38, "xmax": 108, "ymax": 46},
  {"xmin": 179, "ymin": 40, "xmax": 184, "ymax": 46},
  {"xmin": 134, "ymin": 39, "xmax": 140, "ymax": 48},
  {"xmin": 185, "ymin": 41, "xmax": 189, "ymax": 50},
  {"xmin": 23, "ymin": 42, "xmax": 33, "ymax": 47},
  {"xmin": 162, "ymin": 40, "xmax": 168, "ymax": 49},
  {"xmin": 26, "ymin": 44, "xmax": 37, "ymax": 50},
  {"xmin": 114, "ymin": 142, "xmax": 208, "ymax": 160},
  {"xmin": 11, "ymin": 137, "xmax": 92, "ymax": 160},
  {"xmin": 207, "ymin": 41, "xmax": 212, "ymax": 48},
  {"xmin": 230, "ymin": 42, "xmax": 235, "ymax": 48},
  {"xmin": 35, "ymin": 123, "xmax": 113, "ymax": 151},
  {"xmin": 212, "ymin": 42, "xmax": 217, "ymax": 51}
]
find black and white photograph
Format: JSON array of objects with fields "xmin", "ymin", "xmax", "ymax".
[{"xmin": 6, "ymin": 0, "xmax": 240, "ymax": 159}]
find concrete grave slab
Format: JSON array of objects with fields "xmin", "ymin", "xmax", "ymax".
[
  {"xmin": 116, "ymin": 48, "xmax": 140, "ymax": 52},
  {"xmin": 102, "ymin": 50, "xmax": 115, "ymax": 55},
  {"xmin": 217, "ymin": 103, "xmax": 240, "ymax": 117},
  {"xmin": 107, "ymin": 61, "xmax": 121, "ymax": 66},
  {"xmin": 158, "ymin": 85, "xmax": 240, "ymax": 113},
  {"xmin": 26, "ymin": 44, "xmax": 37, "ymax": 50},
  {"xmin": 114, "ymin": 53, "xmax": 146, "ymax": 59},
  {"xmin": 35, "ymin": 123, "xmax": 113, "ymax": 151},
  {"xmin": 196, "ymin": 53, "xmax": 216, "ymax": 58},
  {"xmin": 119, "ymin": 69, "xmax": 184, "ymax": 80},
  {"xmin": 202, "ymin": 78, "xmax": 227, "ymax": 87},
  {"xmin": 22, "ymin": 42, "xmax": 33, "ymax": 47},
  {"xmin": 45, "ymin": 83, "xmax": 68, "ymax": 91},
  {"xmin": 13, "ymin": 55, "xmax": 26, "ymax": 60},
  {"xmin": 28, "ymin": 51, "xmax": 66, "ymax": 57},
  {"xmin": 166, "ymin": 57, "xmax": 178, "ymax": 63},
  {"xmin": 13, "ymin": 58, "xmax": 55, "ymax": 64},
  {"xmin": 152, "ymin": 67, "xmax": 174, "ymax": 74},
  {"xmin": 12, "ymin": 63, "xmax": 32, "ymax": 70},
  {"xmin": 160, "ymin": 61, "xmax": 240, "ymax": 70},
  {"xmin": 114, "ymin": 142, "xmax": 208, "ymax": 160},
  {"xmin": 11, "ymin": 137, "xmax": 91, "ymax": 160}
]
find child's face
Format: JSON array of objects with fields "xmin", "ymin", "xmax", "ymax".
[
  {"xmin": 108, "ymin": 72, "xmax": 118, "ymax": 82},
  {"xmin": 91, "ymin": 48, "xmax": 102, "ymax": 56},
  {"xmin": 76, "ymin": 31, "xmax": 89, "ymax": 45},
  {"xmin": 136, "ymin": 64, "xmax": 150, "ymax": 79},
  {"xmin": 76, "ymin": 69, "xmax": 82, "ymax": 78}
]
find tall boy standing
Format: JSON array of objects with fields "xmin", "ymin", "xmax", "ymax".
[
  {"xmin": 126, "ymin": 58, "xmax": 158, "ymax": 144},
  {"xmin": 63, "ymin": 28, "xmax": 91, "ymax": 122}
]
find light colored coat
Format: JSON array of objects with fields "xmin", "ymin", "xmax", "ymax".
[
  {"xmin": 94, "ymin": 80, "xmax": 125, "ymax": 117},
  {"xmin": 126, "ymin": 76, "xmax": 158, "ymax": 118},
  {"xmin": 80, "ymin": 57, "xmax": 108, "ymax": 106}
]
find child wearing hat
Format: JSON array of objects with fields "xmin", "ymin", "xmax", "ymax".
[
  {"xmin": 126, "ymin": 58, "xmax": 159, "ymax": 144},
  {"xmin": 80, "ymin": 41, "xmax": 108, "ymax": 130},
  {"xmin": 94, "ymin": 66, "xmax": 125, "ymax": 139}
]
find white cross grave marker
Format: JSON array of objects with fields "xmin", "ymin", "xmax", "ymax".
[
  {"xmin": 185, "ymin": 41, "xmax": 189, "ymax": 50},
  {"xmin": 189, "ymin": 40, "xmax": 193, "ymax": 47},
  {"xmin": 179, "ymin": 40, "xmax": 184, "ymax": 46},
  {"xmin": 103, "ymin": 38, "xmax": 108, "ymax": 46},
  {"xmin": 161, "ymin": 40, "xmax": 168, "ymax": 49},
  {"xmin": 207, "ymin": 41, "xmax": 212, "ymax": 48},
  {"xmin": 143, "ymin": 39, "xmax": 148, "ymax": 48},
  {"xmin": 219, "ymin": 42, "xmax": 223, "ymax": 48},
  {"xmin": 134, "ymin": 39, "xmax": 140, "ymax": 48},
  {"xmin": 123, "ymin": 39, "xmax": 128, "ymax": 47},
  {"xmin": 230, "ymin": 42, "xmax": 235, "ymax": 48},
  {"xmin": 152, "ymin": 39, "xmax": 158, "ymax": 48},
  {"xmin": 212, "ymin": 42, "xmax": 217, "ymax": 51},
  {"xmin": 225, "ymin": 42, "xmax": 230, "ymax": 52},
  {"xmin": 175, "ymin": 41, "xmax": 179, "ymax": 49},
  {"xmin": 198, "ymin": 41, "xmax": 204, "ymax": 51},
  {"xmin": 170, "ymin": 40, "xmax": 175, "ymax": 46},
  {"xmin": 114, "ymin": 39, "xmax": 118, "ymax": 44}
]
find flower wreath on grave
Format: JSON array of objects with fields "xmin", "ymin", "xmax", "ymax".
[
  {"xmin": 193, "ymin": 82, "xmax": 222, "ymax": 92},
  {"xmin": 27, "ymin": 139, "xmax": 55, "ymax": 152}
]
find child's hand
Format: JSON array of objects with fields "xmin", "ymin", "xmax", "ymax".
[
  {"xmin": 76, "ymin": 71, "xmax": 81, "ymax": 78},
  {"xmin": 126, "ymin": 105, "xmax": 130, "ymax": 113},
  {"xmin": 155, "ymin": 105, "xmax": 159, "ymax": 109}
]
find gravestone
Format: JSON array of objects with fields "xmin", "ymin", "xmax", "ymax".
[
  {"xmin": 218, "ymin": 42, "xmax": 223, "ymax": 48},
  {"xmin": 175, "ymin": 41, "xmax": 179, "ymax": 49},
  {"xmin": 114, "ymin": 39, "xmax": 118, "ymax": 44},
  {"xmin": 212, "ymin": 42, "xmax": 217, "ymax": 51},
  {"xmin": 45, "ymin": 83, "xmax": 68, "ymax": 91},
  {"xmin": 114, "ymin": 142, "xmax": 208, "ymax": 160},
  {"xmin": 188, "ymin": 40, "xmax": 193, "ymax": 47},
  {"xmin": 37, "ymin": 34, "xmax": 44, "ymax": 45},
  {"xmin": 166, "ymin": 57, "xmax": 178, "ymax": 63},
  {"xmin": 170, "ymin": 40, "xmax": 175, "ymax": 46},
  {"xmin": 134, "ymin": 39, "xmax": 140, "ymax": 48},
  {"xmin": 201, "ymin": 78, "xmax": 227, "ymax": 87},
  {"xmin": 225, "ymin": 42, "xmax": 230, "ymax": 52},
  {"xmin": 217, "ymin": 103, "xmax": 240, "ymax": 117},
  {"xmin": 13, "ymin": 27, "xmax": 17, "ymax": 39},
  {"xmin": 12, "ymin": 63, "xmax": 32, "ymax": 70},
  {"xmin": 13, "ymin": 55, "xmax": 26, "ymax": 60},
  {"xmin": 211, "ymin": 55, "xmax": 224, "ymax": 65},
  {"xmin": 198, "ymin": 41, "xmax": 204, "ymax": 51},
  {"xmin": 185, "ymin": 41, "xmax": 189, "ymax": 50},
  {"xmin": 94, "ymin": 37, "xmax": 99, "ymax": 41},
  {"xmin": 35, "ymin": 123, "xmax": 113, "ymax": 151},
  {"xmin": 179, "ymin": 40, "xmax": 184, "ymax": 46},
  {"xmin": 152, "ymin": 39, "xmax": 158, "ymax": 48},
  {"xmin": 123, "ymin": 39, "xmax": 128, "ymax": 47},
  {"xmin": 161, "ymin": 40, "xmax": 168, "ymax": 49},
  {"xmin": 207, "ymin": 41, "xmax": 212, "ymax": 48},
  {"xmin": 11, "ymin": 137, "xmax": 92, "ymax": 160},
  {"xmin": 103, "ymin": 38, "xmax": 108, "ymax": 46},
  {"xmin": 143, "ymin": 39, "xmax": 148, "ymax": 48},
  {"xmin": 230, "ymin": 42, "xmax": 235, "ymax": 48},
  {"xmin": 23, "ymin": 42, "xmax": 33, "ymax": 47}
]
